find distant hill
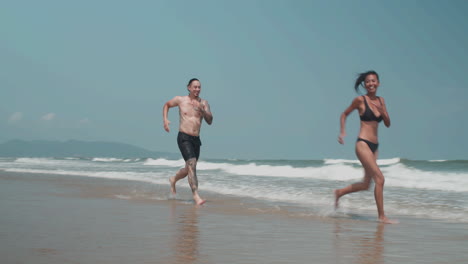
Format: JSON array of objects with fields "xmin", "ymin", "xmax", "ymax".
[{"xmin": 0, "ymin": 139, "xmax": 179, "ymax": 158}]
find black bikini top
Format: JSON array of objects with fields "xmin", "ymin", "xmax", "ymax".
[{"xmin": 360, "ymin": 96, "xmax": 383, "ymax": 122}]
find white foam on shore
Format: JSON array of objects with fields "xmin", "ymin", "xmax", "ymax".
[
  {"xmin": 3, "ymin": 165, "xmax": 468, "ymax": 223},
  {"xmin": 383, "ymin": 164, "xmax": 468, "ymax": 192},
  {"xmin": 6, "ymin": 157, "xmax": 468, "ymax": 192},
  {"xmin": 3, "ymin": 168, "xmax": 170, "ymax": 185},
  {"xmin": 324, "ymin": 157, "xmax": 400, "ymax": 166},
  {"xmin": 143, "ymin": 159, "xmax": 468, "ymax": 192},
  {"xmin": 143, "ymin": 158, "xmax": 185, "ymax": 167},
  {"xmin": 3, "ymin": 157, "xmax": 468, "ymax": 223},
  {"xmin": 92, "ymin": 158, "xmax": 136, "ymax": 162},
  {"xmin": 14, "ymin": 157, "xmax": 63, "ymax": 164},
  {"xmin": 11, "ymin": 157, "xmax": 81, "ymax": 167}
]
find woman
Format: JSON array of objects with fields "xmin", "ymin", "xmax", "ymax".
[{"xmin": 335, "ymin": 70, "xmax": 396, "ymax": 224}]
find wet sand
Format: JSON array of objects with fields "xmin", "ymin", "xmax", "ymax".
[{"xmin": 1, "ymin": 172, "xmax": 467, "ymax": 264}]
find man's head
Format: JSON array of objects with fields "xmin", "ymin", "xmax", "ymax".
[{"xmin": 187, "ymin": 78, "xmax": 201, "ymax": 97}]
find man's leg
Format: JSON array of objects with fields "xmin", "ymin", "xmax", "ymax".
[
  {"xmin": 172, "ymin": 132, "xmax": 190, "ymax": 195},
  {"xmin": 186, "ymin": 157, "xmax": 205, "ymax": 205},
  {"xmin": 169, "ymin": 167, "xmax": 188, "ymax": 195}
]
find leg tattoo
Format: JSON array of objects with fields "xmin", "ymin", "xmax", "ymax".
[{"xmin": 186, "ymin": 158, "xmax": 198, "ymax": 193}]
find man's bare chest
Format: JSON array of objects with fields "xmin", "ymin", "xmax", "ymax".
[{"xmin": 179, "ymin": 100, "xmax": 202, "ymax": 118}]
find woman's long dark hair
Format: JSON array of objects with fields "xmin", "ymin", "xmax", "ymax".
[{"xmin": 354, "ymin": 71, "xmax": 379, "ymax": 93}]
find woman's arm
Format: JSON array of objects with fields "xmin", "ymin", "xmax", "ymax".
[
  {"xmin": 375, "ymin": 97, "xmax": 391, "ymax": 127},
  {"xmin": 338, "ymin": 97, "xmax": 361, "ymax": 144}
]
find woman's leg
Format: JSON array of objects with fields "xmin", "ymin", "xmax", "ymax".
[
  {"xmin": 355, "ymin": 143, "xmax": 385, "ymax": 217},
  {"xmin": 356, "ymin": 145, "xmax": 396, "ymax": 223},
  {"xmin": 334, "ymin": 142, "xmax": 373, "ymax": 207}
]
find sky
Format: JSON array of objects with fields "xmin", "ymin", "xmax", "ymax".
[{"xmin": 1, "ymin": 0, "xmax": 467, "ymax": 160}]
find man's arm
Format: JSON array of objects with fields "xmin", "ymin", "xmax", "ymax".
[
  {"xmin": 163, "ymin": 96, "xmax": 181, "ymax": 132},
  {"xmin": 200, "ymin": 100, "xmax": 213, "ymax": 125}
]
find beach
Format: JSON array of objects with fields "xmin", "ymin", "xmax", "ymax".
[{"xmin": 1, "ymin": 171, "xmax": 467, "ymax": 264}]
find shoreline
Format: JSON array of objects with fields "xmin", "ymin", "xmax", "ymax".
[{"xmin": 1, "ymin": 171, "xmax": 467, "ymax": 263}]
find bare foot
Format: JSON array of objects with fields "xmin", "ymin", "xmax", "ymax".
[
  {"xmin": 194, "ymin": 197, "xmax": 206, "ymax": 206},
  {"xmin": 378, "ymin": 216, "xmax": 399, "ymax": 224},
  {"xmin": 169, "ymin": 176, "xmax": 176, "ymax": 195},
  {"xmin": 334, "ymin": 189, "xmax": 340, "ymax": 209}
]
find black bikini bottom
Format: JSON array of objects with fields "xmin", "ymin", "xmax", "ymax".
[{"xmin": 357, "ymin": 138, "xmax": 379, "ymax": 153}]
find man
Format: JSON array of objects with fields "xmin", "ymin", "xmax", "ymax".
[{"xmin": 162, "ymin": 78, "xmax": 213, "ymax": 205}]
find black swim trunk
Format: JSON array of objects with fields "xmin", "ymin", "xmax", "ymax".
[{"xmin": 177, "ymin": 131, "xmax": 202, "ymax": 161}]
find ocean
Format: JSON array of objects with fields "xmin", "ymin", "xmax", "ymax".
[{"xmin": 1, "ymin": 157, "xmax": 467, "ymax": 223}]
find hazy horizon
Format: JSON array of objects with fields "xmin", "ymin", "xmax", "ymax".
[{"xmin": 1, "ymin": 139, "xmax": 467, "ymax": 161}]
